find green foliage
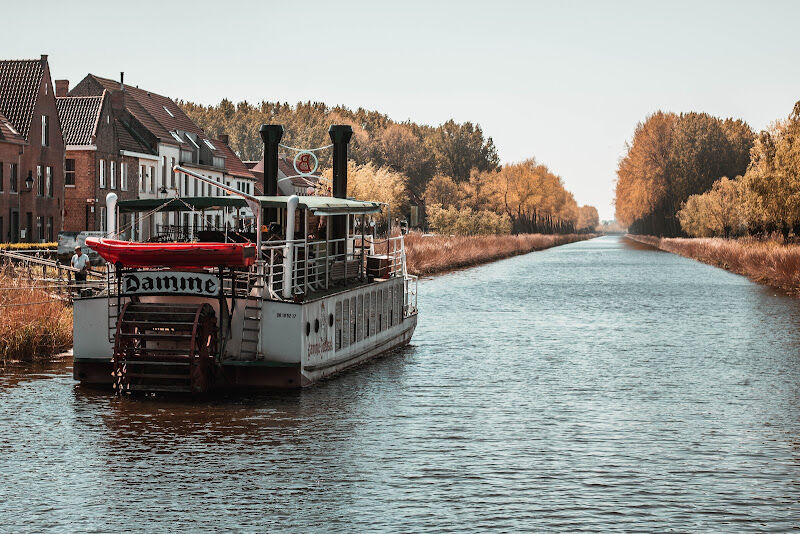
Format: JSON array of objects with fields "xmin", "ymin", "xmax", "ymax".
[{"xmin": 426, "ymin": 204, "xmax": 511, "ymax": 235}]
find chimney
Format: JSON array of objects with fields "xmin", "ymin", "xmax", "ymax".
[
  {"xmin": 110, "ymin": 89, "xmax": 125, "ymax": 112},
  {"xmin": 329, "ymin": 124, "xmax": 353, "ymax": 247},
  {"xmin": 218, "ymin": 133, "xmax": 229, "ymax": 145},
  {"xmin": 40, "ymin": 54, "xmax": 48, "ymax": 64},
  {"xmin": 120, "ymin": 72, "xmax": 124, "ymax": 90},
  {"xmin": 259, "ymin": 124, "xmax": 284, "ymax": 223},
  {"xmin": 55, "ymin": 80, "xmax": 69, "ymax": 97},
  {"xmin": 329, "ymin": 124, "xmax": 353, "ymax": 199}
]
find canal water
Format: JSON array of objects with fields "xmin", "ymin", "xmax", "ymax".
[{"xmin": 1, "ymin": 235, "xmax": 799, "ymax": 532}]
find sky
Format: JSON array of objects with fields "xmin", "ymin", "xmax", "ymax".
[{"xmin": 5, "ymin": 0, "xmax": 800, "ymax": 220}]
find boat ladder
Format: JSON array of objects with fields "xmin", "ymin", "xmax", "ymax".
[{"xmin": 239, "ymin": 272, "xmax": 263, "ymax": 359}]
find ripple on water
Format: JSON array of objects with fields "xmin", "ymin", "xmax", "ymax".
[{"xmin": 1, "ymin": 236, "xmax": 799, "ymax": 532}]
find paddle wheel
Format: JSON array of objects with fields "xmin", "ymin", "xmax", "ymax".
[{"xmin": 112, "ymin": 302, "xmax": 218, "ymax": 394}]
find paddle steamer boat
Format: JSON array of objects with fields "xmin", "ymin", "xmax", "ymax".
[{"xmin": 72, "ymin": 125, "xmax": 418, "ymax": 392}]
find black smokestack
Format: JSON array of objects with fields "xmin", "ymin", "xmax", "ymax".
[
  {"xmin": 329, "ymin": 125, "xmax": 353, "ymax": 199},
  {"xmin": 259, "ymin": 124, "xmax": 284, "ymax": 223}
]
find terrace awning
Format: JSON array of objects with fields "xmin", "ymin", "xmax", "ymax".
[{"xmin": 116, "ymin": 195, "xmax": 383, "ymax": 215}]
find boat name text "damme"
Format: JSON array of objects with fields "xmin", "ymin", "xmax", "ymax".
[{"xmin": 122, "ymin": 272, "xmax": 219, "ymax": 296}]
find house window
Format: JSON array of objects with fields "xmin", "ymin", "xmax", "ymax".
[
  {"xmin": 25, "ymin": 212, "xmax": 32, "ymax": 242},
  {"xmin": 46, "ymin": 166, "xmax": 53, "ymax": 197},
  {"xmin": 139, "ymin": 166, "xmax": 145, "ymax": 192},
  {"xmin": 99, "ymin": 206, "xmax": 106, "ymax": 232},
  {"xmin": 99, "ymin": 160, "xmax": 106, "ymax": 188},
  {"xmin": 37, "ymin": 166, "xmax": 44, "ymax": 196},
  {"xmin": 121, "ymin": 162, "xmax": 127, "ymax": 191},
  {"xmin": 46, "ymin": 217, "xmax": 53, "ymax": 242},
  {"xmin": 170, "ymin": 157, "xmax": 176, "ymax": 187},
  {"xmin": 0, "ymin": 216, "xmax": 3, "ymax": 243},
  {"xmin": 36, "ymin": 216, "xmax": 44, "ymax": 242},
  {"xmin": 0, "ymin": 162, "xmax": 3, "ymax": 191},
  {"xmin": 110, "ymin": 161, "xmax": 116, "ymax": 189},
  {"xmin": 149, "ymin": 166, "xmax": 155, "ymax": 193},
  {"xmin": 10, "ymin": 163, "xmax": 17, "ymax": 192},
  {"xmin": 183, "ymin": 174, "xmax": 189, "ymax": 196},
  {"xmin": 41, "ymin": 115, "xmax": 49, "ymax": 147},
  {"xmin": 161, "ymin": 156, "xmax": 167, "ymax": 187},
  {"xmin": 65, "ymin": 159, "xmax": 75, "ymax": 185}
]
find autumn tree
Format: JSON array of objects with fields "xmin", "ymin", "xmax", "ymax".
[{"xmin": 615, "ymin": 111, "xmax": 753, "ymax": 236}]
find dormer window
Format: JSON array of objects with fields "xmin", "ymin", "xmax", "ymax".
[
  {"xmin": 170, "ymin": 131, "xmax": 184, "ymax": 144},
  {"xmin": 186, "ymin": 135, "xmax": 200, "ymax": 150},
  {"xmin": 164, "ymin": 106, "xmax": 174, "ymax": 117},
  {"xmin": 203, "ymin": 139, "xmax": 216, "ymax": 151}
]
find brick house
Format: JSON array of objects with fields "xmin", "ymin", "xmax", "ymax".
[
  {"xmin": 0, "ymin": 55, "xmax": 65, "ymax": 243},
  {"xmin": 57, "ymin": 84, "xmax": 156, "ymax": 238},
  {"xmin": 69, "ymin": 74, "xmax": 255, "ymax": 238}
]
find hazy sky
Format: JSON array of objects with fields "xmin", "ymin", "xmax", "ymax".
[{"xmin": 6, "ymin": 0, "xmax": 800, "ymax": 219}]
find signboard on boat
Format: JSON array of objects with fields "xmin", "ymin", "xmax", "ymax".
[{"xmin": 122, "ymin": 272, "xmax": 219, "ymax": 297}]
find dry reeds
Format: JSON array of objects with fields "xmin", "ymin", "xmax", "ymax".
[
  {"xmin": 628, "ymin": 235, "xmax": 800, "ymax": 295},
  {"xmin": 404, "ymin": 232, "xmax": 594, "ymax": 276},
  {"xmin": 0, "ymin": 274, "xmax": 72, "ymax": 363}
]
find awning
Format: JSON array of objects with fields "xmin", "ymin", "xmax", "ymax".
[{"xmin": 116, "ymin": 195, "xmax": 383, "ymax": 215}]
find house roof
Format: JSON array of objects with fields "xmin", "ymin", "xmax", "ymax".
[
  {"xmin": 0, "ymin": 109, "xmax": 26, "ymax": 145},
  {"xmin": 0, "ymin": 59, "xmax": 45, "ymax": 140},
  {"xmin": 75, "ymin": 74, "xmax": 253, "ymax": 178},
  {"xmin": 83, "ymin": 74, "xmax": 204, "ymax": 146},
  {"xmin": 115, "ymin": 118, "xmax": 154, "ymax": 154},
  {"xmin": 56, "ymin": 94, "xmax": 103, "ymax": 146},
  {"xmin": 214, "ymin": 138, "xmax": 254, "ymax": 180}
]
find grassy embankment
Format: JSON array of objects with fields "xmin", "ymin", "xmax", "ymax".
[
  {"xmin": 405, "ymin": 232, "xmax": 595, "ymax": 276},
  {"xmin": 628, "ymin": 234, "xmax": 800, "ymax": 295},
  {"xmin": 0, "ymin": 273, "xmax": 72, "ymax": 364}
]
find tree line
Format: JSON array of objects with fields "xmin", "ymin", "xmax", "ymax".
[
  {"xmin": 616, "ymin": 101, "xmax": 800, "ymax": 241},
  {"xmin": 180, "ymin": 99, "xmax": 597, "ymax": 235},
  {"xmin": 614, "ymin": 111, "xmax": 754, "ymax": 236}
]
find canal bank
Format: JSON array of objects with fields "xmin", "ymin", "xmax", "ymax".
[
  {"xmin": 627, "ymin": 234, "xmax": 800, "ymax": 296},
  {"xmin": 404, "ymin": 232, "xmax": 596, "ymax": 275},
  {"xmin": 1, "ymin": 235, "xmax": 799, "ymax": 531}
]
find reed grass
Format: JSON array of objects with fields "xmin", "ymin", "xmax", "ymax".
[
  {"xmin": 404, "ymin": 232, "xmax": 595, "ymax": 276},
  {"xmin": 628, "ymin": 234, "xmax": 800, "ymax": 295},
  {"xmin": 0, "ymin": 273, "xmax": 72, "ymax": 363}
]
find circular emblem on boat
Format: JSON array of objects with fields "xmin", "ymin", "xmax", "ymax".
[{"xmin": 293, "ymin": 150, "xmax": 318, "ymax": 176}]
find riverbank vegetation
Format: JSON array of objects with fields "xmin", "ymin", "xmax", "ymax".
[
  {"xmin": 181, "ymin": 100, "xmax": 598, "ymax": 235},
  {"xmin": 614, "ymin": 111, "xmax": 753, "ymax": 236},
  {"xmin": 616, "ymin": 100, "xmax": 800, "ymax": 242},
  {"xmin": 628, "ymin": 235, "xmax": 800, "ymax": 295},
  {"xmin": 405, "ymin": 232, "xmax": 594, "ymax": 275},
  {"xmin": 0, "ymin": 274, "xmax": 72, "ymax": 363}
]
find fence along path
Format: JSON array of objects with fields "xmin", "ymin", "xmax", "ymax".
[{"xmin": 0, "ymin": 248, "xmax": 105, "ymax": 304}]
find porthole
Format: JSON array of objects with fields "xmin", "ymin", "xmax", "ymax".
[
  {"xmin": 329, "ymin": 313, "xmax": 334, "ymax": 327},
  {"xmin": 314, "ymin": 319, "xmax": 320, "ymax": 333},
  {"xmin": 305, "ymin": 322, "xmax": 311, "ymax": 336}
]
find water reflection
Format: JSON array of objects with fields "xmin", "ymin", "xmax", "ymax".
[{"xmin": 2, "ymin": 236, "xmax": 800, "ymax": 531}]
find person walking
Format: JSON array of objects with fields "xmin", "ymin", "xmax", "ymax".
[{"xmin": 71, "ymin": 245, "xmax": 90, "ymax": 290}]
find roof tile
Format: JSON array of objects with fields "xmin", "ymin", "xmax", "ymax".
[{"xmin": 0, "ymin": 59, "xmax": 45, "ymax": 139}]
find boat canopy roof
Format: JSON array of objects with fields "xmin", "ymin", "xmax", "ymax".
[{"xmin": 116, "ymin": 195, "xmax": 383, "ymax": 215}]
